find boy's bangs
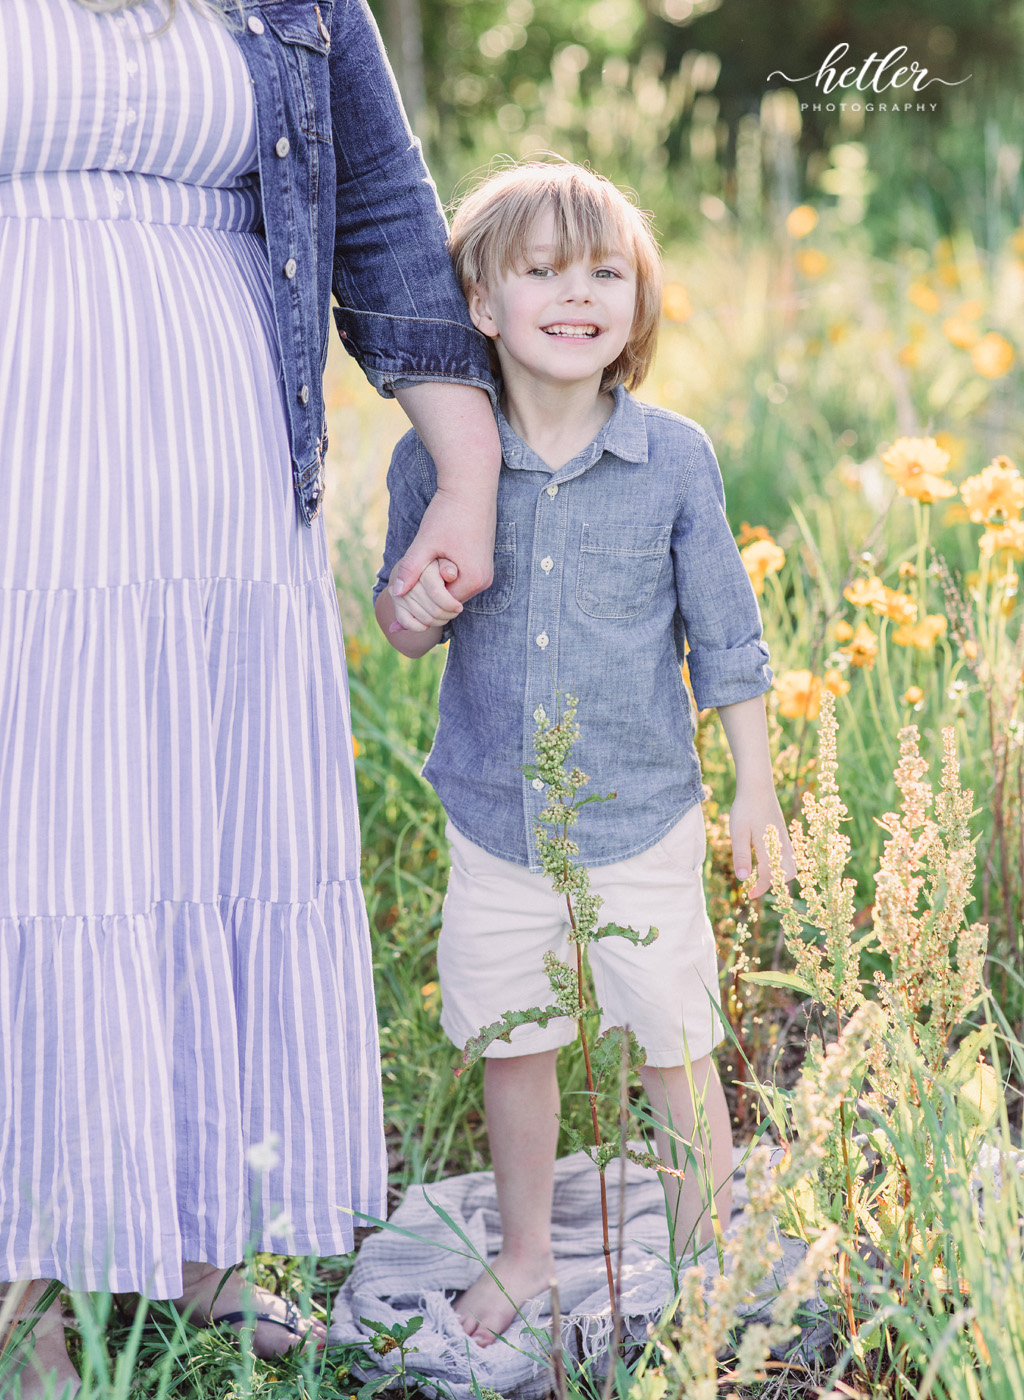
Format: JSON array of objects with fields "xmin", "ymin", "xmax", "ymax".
[{"xmin": 494, "ymin": 179, "xmax": 636, "ymax": 276}]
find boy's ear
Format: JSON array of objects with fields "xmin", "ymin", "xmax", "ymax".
[{"xmin": 467, "ymin": 284, "xmax": 499, "ymax": 340}]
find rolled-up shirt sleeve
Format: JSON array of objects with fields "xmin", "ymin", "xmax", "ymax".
[{"xmin": 671, "ymin": 430, "xmax": 772, "ymax": 710}]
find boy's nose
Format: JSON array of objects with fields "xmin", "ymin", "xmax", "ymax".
[{"xmin": 560, "ymin": 271, "xmax": 593, "ymax": 302}]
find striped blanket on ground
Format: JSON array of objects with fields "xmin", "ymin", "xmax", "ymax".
[{"xmin": 329, "ymin": 1150, "xmax": 831, "ymax": 1398}]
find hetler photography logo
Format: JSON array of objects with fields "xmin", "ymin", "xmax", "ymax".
[{"xmin": 768, "ymin": 42, "xmax": 972, "ymax": 114}]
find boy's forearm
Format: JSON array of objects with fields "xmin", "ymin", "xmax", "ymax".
[
  {"xmin": 374, "ymin": 591, "xmax": 444, "ymax": 659},
  {"xmin": 716, "ymin": 695, "xmax": 775, "ymax": 794}
]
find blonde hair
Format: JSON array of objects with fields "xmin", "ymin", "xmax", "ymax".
[{"xmin": 449, "ymin": 160, "xmax": 663, "ymax": 393}]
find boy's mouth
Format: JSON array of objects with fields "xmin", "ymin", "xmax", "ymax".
[{"xmin": 541, "ymin": 323, "xmax": 600, "ymax": 338}]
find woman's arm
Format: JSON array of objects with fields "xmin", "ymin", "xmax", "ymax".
[
  {"xmin": 328, "ymin": 0, "xmax": 500, "ymax": 599},
  {"xmin": 391, "ymin": 383, "xmax": 499, "ymax": 601}
]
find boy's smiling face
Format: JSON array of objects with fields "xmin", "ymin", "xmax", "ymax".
[{"xmin": 467, "ymin": 206, "xmax": 637, "ymax": 396}]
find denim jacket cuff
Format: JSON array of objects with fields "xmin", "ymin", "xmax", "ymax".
[
  {"xmin": 688, "ymin": 644, "xmax": 773, "ymax": 711},
  {"xmin": 333, "ymin": 306, "xmax": 497, "ymax": 404}
]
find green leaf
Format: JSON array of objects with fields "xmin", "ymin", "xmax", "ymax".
[
  {"xmin": 740, "ymin": 970, "xmax": 814, "ymax": 995},
  {"xmin": 455, "ymin": 1004, "xmax": 564, "ymax": 1076},
  {"xmin": 942, "ymin": 1024, "xmax": 995, "ymax": 1088},
  {"xmin": 594, "ymin": 920, "xmax": 659, "ymax": 946},
  {"xmin": 591, "ymin": 1025, "xmax": 646, "ymax": 1085}
]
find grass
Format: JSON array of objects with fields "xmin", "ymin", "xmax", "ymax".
[{"xmin": 7, "ymin": 202, "xmax": 1024, "ymax": 1397}]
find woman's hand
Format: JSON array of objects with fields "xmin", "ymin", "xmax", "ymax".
[{"xmin": 391, "ymin": 383, "xmax": 500, "ymax": 602}]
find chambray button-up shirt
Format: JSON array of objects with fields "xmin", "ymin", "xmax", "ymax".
[{"xmin": 375, "ymin": 387, "xmax": 772, "ymax": 872}]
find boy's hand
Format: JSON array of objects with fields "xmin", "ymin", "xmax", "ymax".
[
  {"xmin": 389, "ymin": 558, "xmax": 463, "ymax": 633},
  {"xmin": 729, "ymin": 791, "xmax": 797, "ymax": 899}
]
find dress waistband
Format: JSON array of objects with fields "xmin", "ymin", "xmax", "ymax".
[{"xmin": 0, "ymin": 170, "xmax": 262, "ymax": 231}]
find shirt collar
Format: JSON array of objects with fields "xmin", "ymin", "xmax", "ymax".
[{"xmin": 496, "ymin": 384, "xmax": 650, "ymax": 475}]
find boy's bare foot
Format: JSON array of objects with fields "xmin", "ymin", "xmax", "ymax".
[
  {"xmin": 453, "ymin": 1250, "xmax": 555, "ymax": 1346},
  {"xmin": 0, "ymin": 1282, "xmax": 81, "ymax": 1400},
  {"xmin": 173, "ymin": 1263, "xmax": 328, "ymax": 1358}
]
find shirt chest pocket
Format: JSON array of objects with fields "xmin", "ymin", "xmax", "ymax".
[
  {"xmin": 462, "ymin": 521, "xmax": 517, "ymax": 614},
  {"xmin": 576, "ymin": 523, "xmax": 671, "ymax": 619}
]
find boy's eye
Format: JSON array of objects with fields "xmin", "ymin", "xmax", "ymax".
[{"xmin": 527, "ymin": 266, "xmax": 554, "ymax": 277}]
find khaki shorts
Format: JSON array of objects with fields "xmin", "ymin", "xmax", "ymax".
[{"xmin": 437, "ymin": 805, "xmax": 723, "ymax": 1068}]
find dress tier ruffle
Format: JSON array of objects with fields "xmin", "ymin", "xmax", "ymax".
[{"xmin": 0, "ymin": 0, "xmax": 385, "ymax": 1297}]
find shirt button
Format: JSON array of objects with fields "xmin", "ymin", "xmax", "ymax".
[
  {"xmin": 536, "ymin": 632, "xmax": 549, "ymax": 649},
  {"xmin": 275, "ymin": 137, "xmax": 291, "ymax": 158},
  {"xmin": 546, "ymin": 484, "xmax": 559, "ymax": 498},
  {"xmin": 540, "ymin": 556, "xmax": 554, "ymax": 573},
  {"xmin": 113, "ymin": 189, "xmax": 125, "ymax": 202},
  {"xmin": 284, "ymin": 258, "xmax": 298, "ymax": 279},
  {"xmin": 125, "ymin": 59, "xmax": 139, "ymax": 75},
  {"xmin": 114, "ymin": 151, "xmax": 128, "ymax": 166},
  {"xmin": 125, "ymin": 109, "xmax": 137, "ymax": 125},
  {"xmin": 298, "ymin": 384, "xmax": 310, "ymax": 405},
  {"xmin": 247, "ymin": 14, "xmax": 265, "ymax": 33},
  {"xmin": 532, "ymin": 778, "xmax": 544, "ymax": 791}
]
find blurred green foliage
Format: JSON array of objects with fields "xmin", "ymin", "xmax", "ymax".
[{"xmin": 369, "ymin": 0, "xmax": 1024, "ymax": 250}]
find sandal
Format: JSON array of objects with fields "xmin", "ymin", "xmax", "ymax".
[{"xmin": 206, "ymin": 1297, "xmax": 327, "ymax": 1355}]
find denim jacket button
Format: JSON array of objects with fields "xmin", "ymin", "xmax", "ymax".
[
  {"xmin": 540, "ymin": 556, "xmax": 554, "ymax": 573},
  {"xmin": 275, "ymin": 137, "xmax": 291, "ymax": 158},
  {"xmin": 284, "ymin": 258, "xmax": 298, "ymax": 279},
  {"xmin": 247, "ymin": 14, "xmax": 265, "ymax": 33},
  {"xmin": 546, "ymin": 484, "xmax": 558, "ymax": 498},
  {"xmin": 535, "ymin": 632, "xmax": 549, "ymax": 649},
  {"xmin": 298, "ymin": 384, "xmax": 310, "ymax": 404},
  {"xmin": 532, "ymin": 778, "xmax": 544, "ymax": 791}
]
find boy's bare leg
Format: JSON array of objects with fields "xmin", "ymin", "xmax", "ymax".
[
  {"xmin": 0, "ymin": 1280, "xmax": 81, "ymax": 1399},
  {"xmin": 637, "ymin": 1055, "xmax": 733, "ymax": 1263},
  {"xmin": 454, "ymin": 1049, "xmax": 560, "ymax": 1346}
]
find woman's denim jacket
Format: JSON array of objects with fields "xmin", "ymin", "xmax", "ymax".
[{"xmin": 236, "ymin": 0, "xmax": 494, "ymax": 523}]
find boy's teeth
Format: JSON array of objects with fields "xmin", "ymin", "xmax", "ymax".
[{"xmin": 544, "ymin": 324, "xmax": 598, "ymax": 337}]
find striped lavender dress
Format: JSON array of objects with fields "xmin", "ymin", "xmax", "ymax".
[{"xmin": 0, "ymin": 0, "xmax": 386, "ymax": 1298}]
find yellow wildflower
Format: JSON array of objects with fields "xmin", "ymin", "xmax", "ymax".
[
  {"xmin": 796, "ymin": 247, "xmax": 829, "ymax": 279},
  {"xmin": 824, "ymin": 668, "xmax": 850, "ymax": 698},
  {"xmin": 834, "ymin": 620, "xmax": 854, "ymax": 643},
  {"xmin": 964, "ymin": 639, "xmax": 979, "ymax": 660},
  {"xmin": 345, "ymin": 636, "xmax": 370, "ymax": 667},
  {"xmin": 840, "ymin": 621, "xmax": 879, "ymax": 670},
  {"xmin": 786, "ymin": 204, "xmax": 819, "ymax": 239},
  {"xmin": 980, "ymin": 518, "xmax": 1024, "ymax": 559},
  {"xmin": 775, "ymin": 670, "xmax": 823, "ymax": 720},
  {"xmin": 352, "ymin": 736, "xmax": 362, "ymax": 758},
  {"xmin": 662, "ymin": 283, "xmax": 692, "ymax": 323},
  {"xmin": 899, "ymin": 560, "xmax": 917, "ymax": 579},
  {"xmin": 741, "ymin": 537, "xmax": 786, "ymax": 595},
  {"xmin": 882, "ymin": 436, "xmax": 956, "ymax": 503},
  {"xmin": 960, "ymin": 456, "xmax": 1024, "ymax": 523},
  {"xmin": 843, "ymin": 577, "xmax": 918, "ymax": 624},
  {"xmin": 880, "ymin": 590, "xmax": 917, "ymax": 625},
  {"xmin": 958, "ymin": 299, "xmax": 984, "ymax": 320},
  {"xmin": 971, "ymin": 332, "xmax": 1015, "ymax": 379},
  {"xmin": 943, "ymin": 316, "xmax": 981, "ymax": 349},
  {"xmin": 907, "ymin": 280, "xmax": 940, "ymax": 314},
  {"xmin": 844, "ymin": 575, "xmax": 886, "ymax": 610},
  {"xmin": 736, "ymin": 522, "xmax": 771, "ymax": 547},
  {"xmin": 893, "ymin": 614, "xmax": 948, "ymax": 649},
  {"xmin": 934, "ymin": 431, "xmax": 967, "ymax": 470},
  {"xmin": 904, "ymin": 685, "xmax": 924, "ymax": 705},
  {"xmin": 898, "ymin": 344, "xmax": 920, "ymax": 368}
]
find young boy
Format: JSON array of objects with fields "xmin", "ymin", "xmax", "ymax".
[{"xmin": 373, "ymin": 162, "xmax": 796, "ymax": 1346}]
